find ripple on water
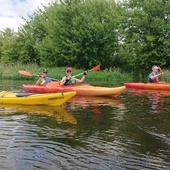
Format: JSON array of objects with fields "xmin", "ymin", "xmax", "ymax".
[{"xmin": 0, "ymin": 94, "xmax": 169, "ymax": 170}]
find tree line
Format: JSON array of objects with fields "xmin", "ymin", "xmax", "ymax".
[{"xmin": 0, "ymin": 0, "xmax": 170, "ymax": 78}]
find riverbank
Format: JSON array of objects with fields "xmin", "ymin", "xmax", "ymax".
[
  {"xmin": 1, "ymin": 64, "xmax": 169, "ymax": 86},
  {"xmin": 0, "ymin": 64, "xmax": 133, "ymax": 86}
]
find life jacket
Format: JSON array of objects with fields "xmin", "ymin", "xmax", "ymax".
[
  {"xmin": 148, "ymin": 73, "xmax": 159, "ymax": 83},
  {"xmin": 40, "ymin": 77, "xmax": 51, "ymax": 85},
  {"xmin": 64, "ymin": 76, "xmax": 76, "ymax": 85}
]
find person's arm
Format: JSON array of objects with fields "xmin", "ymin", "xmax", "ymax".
[
  {"xmin": 36, "ymin": 74, "xmax": 47, "ymax": 85},
  {"xmin": 60, "ymin": 76, "xmax": 67, "ymax": 86},
  {"xmin": 36, "ymin": 77, "xmax": 43, "ymax": 85},
  {"xmin": 75, "ymin": 71, "xmax": 86, "ymax": 83},
  {"xmin": 149, "ymin": 73, "xmax": 161, "ymax": 83},
  {"xmin": 150, "ymin": 73, "xmax": 162, "ymax": 80}
]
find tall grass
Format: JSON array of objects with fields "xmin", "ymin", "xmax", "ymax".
[{"xmin": 0, "ymin": 64, "xmax": 132, "ymax": 86}]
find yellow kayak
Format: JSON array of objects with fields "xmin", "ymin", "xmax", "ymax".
[{"xmin": 0, "ymin": 91, "xmax": 76, "ymax": 106}]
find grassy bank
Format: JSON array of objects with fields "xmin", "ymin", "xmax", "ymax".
[{"xmin": 0, "ymin": 64, "xmax": 133, "ymax": 86}]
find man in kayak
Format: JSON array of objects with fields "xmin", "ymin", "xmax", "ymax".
[
  {"xmin": 36, "ymin": 69, "xmax": 52, "ymax": 85},
  {"xmin": 60, "ymin": 67, "xmax": 86, "ymax": 86},
  {"xmin": 148, "ymin": 65, "xmax": 163, "ymax": 83}
]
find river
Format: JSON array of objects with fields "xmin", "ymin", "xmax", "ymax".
[{"xmin": 0, "ymin": 80, "xmax": 169, "ymax": 170}]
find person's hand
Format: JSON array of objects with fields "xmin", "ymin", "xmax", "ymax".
[
  {"xmin": 62, "ymin": 77, "xmax": 67, "ymax": 83},
  {"xmin": 40, "ymin": 75, "xmax": 45, "ymax": 78},
  {"xmin": 83, "ymin": 71, "xmax": 87, "ymax": 75},
  {"xmin": 62, "ymin": 77, "xmax": 69, "ymax": 83}
]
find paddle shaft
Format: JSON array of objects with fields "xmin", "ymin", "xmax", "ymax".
[
  {"xmin": 18, "ymin": 70, "xmax": 59, "ymax": 81},
  {"xmin": 73, "ymin": 70, "xmax": 90, "ymax": 78},
  {"xmin": 73, "ymin": 65, "xmax": 100, "ymax": 78},
  {"xmin": 34, "ymin": 74, "xmax": 59, "ymax": 81}
]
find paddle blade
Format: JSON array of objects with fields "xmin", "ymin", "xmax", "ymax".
[
  {"xmin": 91, "ymin": 64, "xmax": 100, "ymax": 72},
  {"xmin": 18, "ymin": 70, "xmax": 34, "ymax": 76}
]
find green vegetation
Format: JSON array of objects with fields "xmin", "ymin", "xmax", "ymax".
[
  {"xmin": 0, "ymin": 0, "xmax": 170, "ymax": 81},
  {"xmin": 1, "ymin": 63, "xmax": 170, "ymax": 86},
  {"xmin": 0, "ymin": 64, "xmax": 132, "ymax": 86}
]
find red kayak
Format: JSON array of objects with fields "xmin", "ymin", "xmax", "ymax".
[
  {"xmin": 22, "ymin": 82, "xmax": 126, "ymax": 97},
  {"xmin": 124, "ymin": 82, "xmax": 170, "ymax": 90}
]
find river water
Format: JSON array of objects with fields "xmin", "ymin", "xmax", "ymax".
[{"xmin": 0, "ymin": 80, "xmax": 169, "ymax": 170}]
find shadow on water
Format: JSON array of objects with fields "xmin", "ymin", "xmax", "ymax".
[{"xmin": 0, "ymin": 80, "xmax": 169, "ymax": 169}]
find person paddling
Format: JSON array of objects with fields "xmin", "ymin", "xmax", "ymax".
[
  {"xmin": 148, "ymin": 66, "xmax": 163, "ymax": 83},
  {"xmin": 60, "ymin": 67, "xmax": 86, "ymax": 86},
  {"xmin": 36, "ymin": 69, "xmax": 52, "ymax": 85}
]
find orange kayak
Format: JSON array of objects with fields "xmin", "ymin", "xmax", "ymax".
[
  {"xmin": 124, "ymin": 82, "xmax": 170, "ymax": 90},
  {"xmin": 22, "ymin": 82, "xmax": 126, "ymax": 97}
]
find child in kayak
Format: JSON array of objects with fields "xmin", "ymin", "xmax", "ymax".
[
  {"xmin": 148, "ymin": 66, "xmax": 163, "ymax": 83},
  {"xmin": 60, "ymin": 67, "xmax": 86, "ymax": 86},
  {"xmin": 36, "ymin": 69, "xmax": 52, "ymax": 85}
]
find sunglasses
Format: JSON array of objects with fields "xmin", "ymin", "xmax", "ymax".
[{"xmin": 67, "ymin": 71, "xmax": 72, "ymax": 73}]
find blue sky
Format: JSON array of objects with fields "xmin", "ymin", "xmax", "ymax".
[{"xmin": 0, "ymin": 0, "xmax": 52, "ymax": 31}]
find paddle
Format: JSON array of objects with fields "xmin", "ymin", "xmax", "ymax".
[
  {"xmin": 19, "ymin": 64, "xmax": 100, "ymax": 82},
  {"xmin": 18, "ymin": 70, "xmax": 59, "ymax": 81},
  {"xmin": 158, "ymin": 66, "xmax": 166, "ymax": 83},
  {"xmin": 158, "ymin": 66, "xmax": 163, "ymax": 75},
  {"xmin": 72, "ymin": 64, "xmax": 100, "ymax": 78}
]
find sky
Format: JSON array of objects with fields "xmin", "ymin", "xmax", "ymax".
[{"xmin": 0, "ymin": 0, "xmax": 52, "ymax": 31}]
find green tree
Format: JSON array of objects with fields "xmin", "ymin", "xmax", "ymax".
[
  {"xmin": 0, "ymin": 28, "xmax": 19, "ymax": 64},
  {"xmin": 16, "ymin": 19, "xmax": 41, "ymax": 65},
  {"xmin": 33, "ymin": 0, "xmax": 122, "ymax": 69},
  {"xmin": 118, "ymin": 0, "xmax": 170, "ymax": 79}
]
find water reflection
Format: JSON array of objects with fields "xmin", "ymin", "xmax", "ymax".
[
  {"xmin": 65, "ymin": 95, "xmax": 125, "ymax": 109},
  {"xmin": 0, "ymin": 104, "xmax": 77, "ymax": 125},
  {"xmin": 148, "ymin": 93, "xmax": 164, "ymax": 114},
  {"xmin": 0, "ymin": 80, "xmax": 34, "ymax": 91},
  {"xmin": 125, "ymin": 88, "xmax": 170, "ymax": 114},
  {"xmin": 0, "ymin": 80, "xmax": 169, "ymax": 169},
  {"xmin": 122, "ymin": 89, "xmax": 170, "ymax": 160},
  {"xmin": 64, "ymin": 95, "xmax": 126, "ymax": 122}
]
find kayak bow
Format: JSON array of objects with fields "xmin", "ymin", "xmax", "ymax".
[{"xmin": 0, "ymin": 91, "xmax": 76, "ymax": 106}]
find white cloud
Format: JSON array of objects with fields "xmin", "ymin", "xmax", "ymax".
[
  {"xmin": 0, "ymin": 17, "xmax": 25, "ymax": 31},
  {"xmin": 0, "ymin": 0, "xmax": 52, "ymax": 31}
]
